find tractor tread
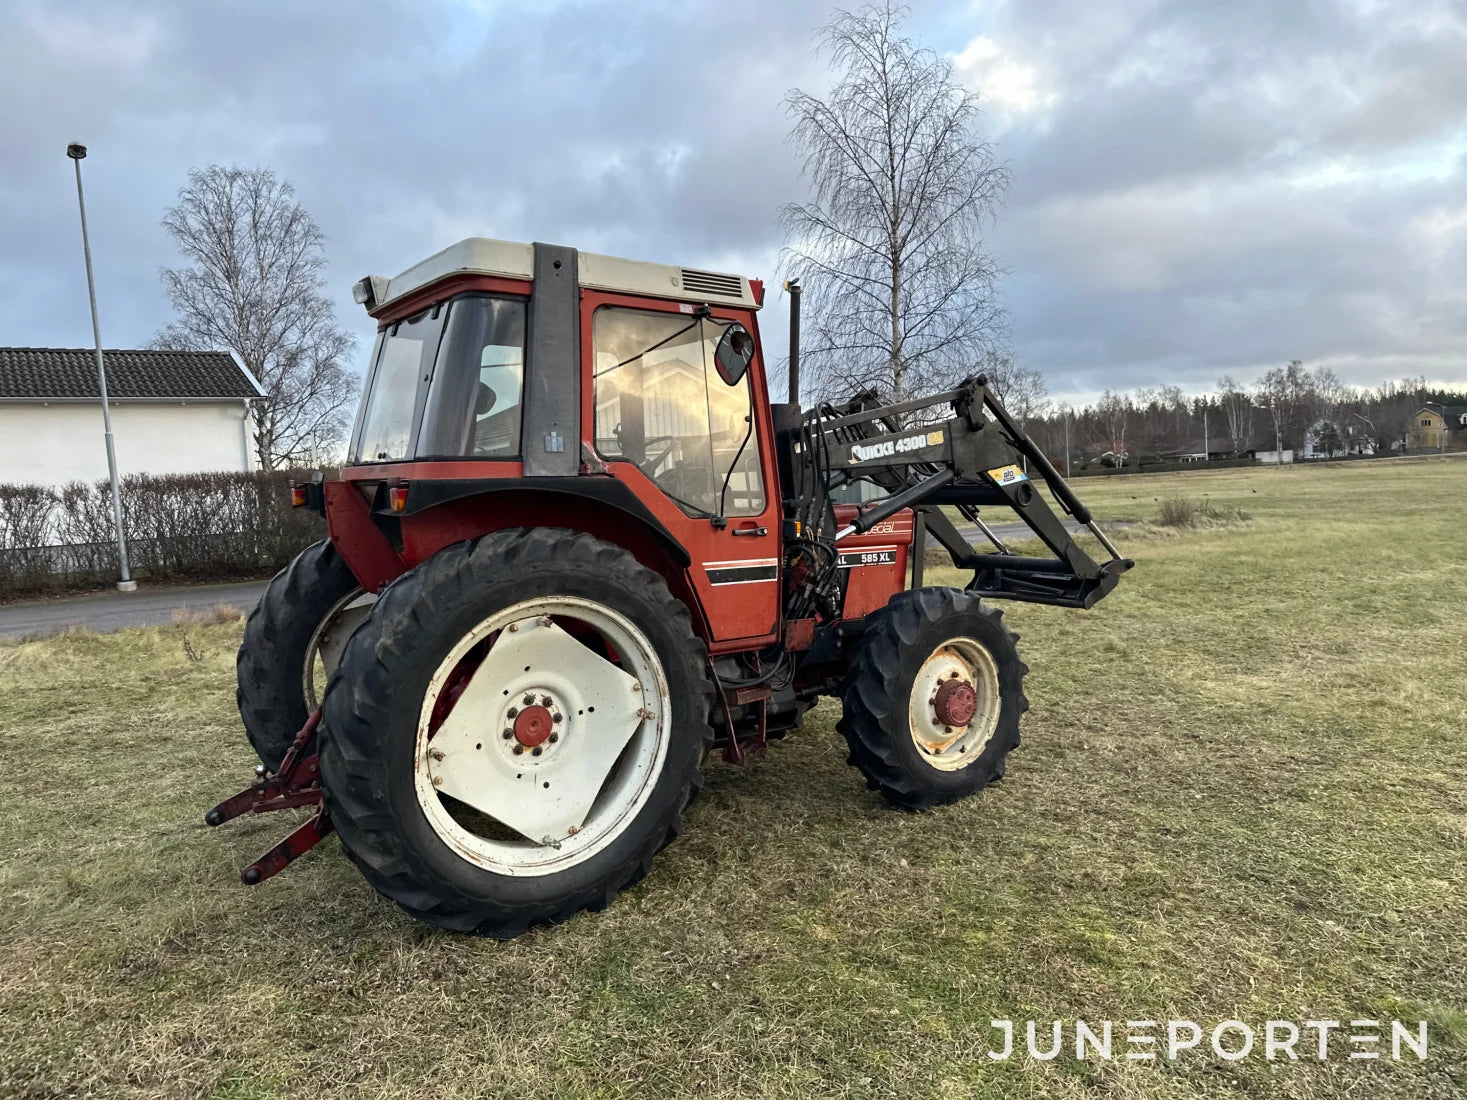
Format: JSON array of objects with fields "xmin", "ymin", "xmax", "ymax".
[
  {"xmin": 318, "ymin": 527, "xmax": 715, "ymax": 938},
  {"xmin": 236, "ymin": 539, "xmax": 360, "ymax": 771},
  {"xmin": 837, "ymin": 586, "xmax": 1028, "ymax": 811}
]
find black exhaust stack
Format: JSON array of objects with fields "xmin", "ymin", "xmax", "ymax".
[{"xmin": 784, "ymin": 279, "xmax": 801, "ymax": 407}]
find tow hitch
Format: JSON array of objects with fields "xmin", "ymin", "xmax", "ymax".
[{"xmin": 205, "ymin": 709, "xmax": 332, "ymax": 883}]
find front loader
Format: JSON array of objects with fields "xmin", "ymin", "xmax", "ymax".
[{"xmin": 210, "ymin": 238, "xmax": 1132, "ymax": 937}]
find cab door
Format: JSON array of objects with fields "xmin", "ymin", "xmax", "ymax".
[{"xmin": 582, "ymin": 293, "xmax": 781, "ymax": 646}]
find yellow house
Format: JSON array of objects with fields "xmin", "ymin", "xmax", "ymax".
[{"xmin": 1406, "ymin": 404, "xmax": 1467, "ymax": 451}]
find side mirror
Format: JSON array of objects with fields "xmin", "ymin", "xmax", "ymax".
[
  {"xmin": 713, "ymin": 323, "xmax": 755, "ymax": 386},
  {"xmin": 475, "ymin": 382, "xmax": 498, "ymax": 417}
]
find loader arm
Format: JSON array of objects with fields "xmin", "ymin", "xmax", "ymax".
[{"xmin": 784, "ymin": 375, "xmax": 1133, "ymax": 610}]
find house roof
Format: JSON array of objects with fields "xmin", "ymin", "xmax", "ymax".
[
  {"xmin": 0, "ymin": 348, "xmax": 266, "ymax": 402},
  {"xmin": 1413, "ymin": 404, "xmax": 1467, "ymax": 423}
]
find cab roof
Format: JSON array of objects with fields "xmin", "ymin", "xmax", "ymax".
[{"xmin": 364, "ymin": 238, "xmax": 760, "ymax": 316}]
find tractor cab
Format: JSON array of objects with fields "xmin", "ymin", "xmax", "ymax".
[{"xmin": 335, "ymin": 239, "xmax": 786, "ymax": 643}]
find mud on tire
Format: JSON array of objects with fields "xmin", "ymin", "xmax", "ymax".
[
  {"xmin": 317, "ymin": 528, "xmax": 715, "ymax": 938},
  {"xmin": 838, "ymin": 586, "xmax": 1028, "ymax": 811}
]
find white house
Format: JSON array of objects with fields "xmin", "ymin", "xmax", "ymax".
[
  {"xmin": 0, "ymin": 347, "xmax": 266, "ymax": 486},
  {"xmin": 1300, "ymin": 418, "xmax": 1376, "ymax": 460}
]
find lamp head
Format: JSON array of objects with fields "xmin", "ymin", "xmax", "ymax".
[{"xmin": 66, "ymin": 143, "xmax": 87, "ymax": 160}]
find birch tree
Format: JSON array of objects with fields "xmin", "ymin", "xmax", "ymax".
[
  {"xmin": 154, "ymin": 165, "xmax": 359, "ymax": 469},
  {"xmin": 1217, "ymin": 374, "xmax": 1254, "ymax": 455},
  {"xmin": 781, "ymin": 2, "xmax": 1008, "ymax": 405}
]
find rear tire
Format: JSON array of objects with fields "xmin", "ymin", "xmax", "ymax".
[
  {"xmin": 236, "ymin": 540, "xmax": 363, "ymax": 771},
  {"xmin": 318, "ymin": 528, "xmax": 714, "ymax": 937},
  {"xmin": 839, "ymin": 587, "xmax": 1028, "ymax": 810}
]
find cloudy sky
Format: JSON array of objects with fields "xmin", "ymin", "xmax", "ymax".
[{"xmin": 3, "ymin": 0, "xmax": 1464, "ymax": 405}]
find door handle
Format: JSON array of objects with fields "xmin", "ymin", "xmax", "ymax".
[{"xmin": 732, "ymin": 526, "xmax": 768, "ymax": 537}]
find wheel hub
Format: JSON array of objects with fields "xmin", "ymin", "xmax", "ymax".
[
  {"xmin": 513, "ymin": 704, "xmax": 554, "ymax": 747},
  {"xmin": 933, "ymin": 679, "xmax": 977, "ymax": 727},
  {"xmin": 907, "ymin": 638, "xmax": 1003, "ymax": 771}
]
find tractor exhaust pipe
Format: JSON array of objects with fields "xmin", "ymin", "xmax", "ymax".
[{"xmin": 784, "ymin": 279, "xmax": 801, "ymax": 407}]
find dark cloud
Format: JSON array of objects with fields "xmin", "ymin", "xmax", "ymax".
[{"xmin": 2, "ymin": 0, "xmax": 1463, "ymax": 407}]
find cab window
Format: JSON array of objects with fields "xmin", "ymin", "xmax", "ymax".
[
  {"xmin": 592, "ymin": 306, "xmax": 765, "ymax": 518},
  {"xmin": 353, "ymin": 305, "xmax": 445, "ymax": 464},
  {"xmin": 414, "ymin": 295, "xmax": 527, "ymax": 458}
]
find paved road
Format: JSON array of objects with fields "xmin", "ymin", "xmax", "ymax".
[
  {"xmin": 957, "ymin": 518, "xmax": 1101, "ymax": 544},
  {"xmin": 0, "ymin": 519, "xmax": 1124, "ymax": 640},
  {"xmin": 0, "ymin": 580, "xmax": 268, "ymax": 640}
]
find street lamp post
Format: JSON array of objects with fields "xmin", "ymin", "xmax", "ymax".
[
  {"xmin": 67, "ymin": 142, "xmax": 134, "ymax": 592},
  {"xmin": 1063, "ymin": 407, "xmax": 1071, "ymax": 477},
  {"xmin": 1427, "ymin": 402, "xmax": 1447, "ymax": 455},
  {"xmin": 1253, "ymin": 399, "xmax": 1284, "ymax": 466}
]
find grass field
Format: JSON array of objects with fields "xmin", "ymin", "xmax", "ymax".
[{"xmin": 1, "ymin": 458, "xmax": 1464, "ymax": 1099}]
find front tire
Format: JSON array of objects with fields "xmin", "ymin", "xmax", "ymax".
[
  {"xmin": 318, "ymin": 528, "xmax": 715, "ymax": 937},
  {"xmin": 839, "ymin": 587, "xmax": 1028, "ymax": 810}
]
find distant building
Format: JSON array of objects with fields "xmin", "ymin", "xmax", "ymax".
[
  {"xmin": 1300, "ymin": 419, "xmax": 1375, "ymax": 460},
  {"xmin": 0, "ymin": 347, "xmax": 266, "ymax": 485},
  {"xmin": 1405, "ymin": 405, "xmax": 1467, "ymax": 452},
  {"xmin": 1254, "ymin": 449, "xmax": 1295, "ymax": 465}
]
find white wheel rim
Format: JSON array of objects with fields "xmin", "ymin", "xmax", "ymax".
[
  {"xmin": 414, "ymin": 597, "xmax": 671, "ymax": 877},
  {"xmin": 304, "ymin": 589, "xmax": 377, "ymax": 710},
  {"xmin": 907, "ymin": 636, "xmax": 1002, "ymax": 772}
]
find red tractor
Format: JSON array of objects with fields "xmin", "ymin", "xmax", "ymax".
[{"xmin": 211, "ymin": 238, "xmax": 1131, "ymax": 937}]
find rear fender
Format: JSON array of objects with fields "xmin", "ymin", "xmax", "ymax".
[{"xmin": 327, "ymin": 481, "xmax": 708, "ymax": 641}]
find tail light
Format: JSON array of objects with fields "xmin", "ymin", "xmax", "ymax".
[
  {"xmin": 388, "ymin": 485, "xmax": 408, "ymax": 512},
  {"xmin": 290, "ymin": 484, "xmax": 308, "ymax": 508}
]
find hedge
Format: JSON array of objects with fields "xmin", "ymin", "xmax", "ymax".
[{"xmin": 0, "ymin": 471, "xmax": 327, "ymax": 596}]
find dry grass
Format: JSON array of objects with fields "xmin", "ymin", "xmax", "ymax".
[
  {"xmin": 171, "ymin": 604, "xmax": 246, "ymax": 628},
  {"xmin": 1, "ymin": 459, "xmax": 1465, "ymax": 1098}
]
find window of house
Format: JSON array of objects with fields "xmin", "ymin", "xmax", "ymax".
[
  {"xmin": 592, "ymin": 306, "xmax": 765, "ymax": 518},
  {"xmin": 1422, "ymin": 418, "xmax": 1432, "ymax": 427}
]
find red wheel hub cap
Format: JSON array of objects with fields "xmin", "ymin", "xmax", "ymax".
[
  {"xmin": 933, "ymin": 680, "xmax": 977, "ymax": 727},
  {"xmin": 513, "ymin": 705, "xmax": 553, "ymax": 747}
]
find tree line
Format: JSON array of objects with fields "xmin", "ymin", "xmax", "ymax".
[{"xmin": 1017, "ymin": 364, "xmax": 1463, "ymax": 469}]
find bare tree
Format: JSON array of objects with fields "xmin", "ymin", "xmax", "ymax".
[
  {"xmin": 1254, "ymin": 360, "xmax": 1315, "ymax": 451},
  {"xmin": 781, "ymin": 2, "xmax": 1008, "ymax": 405},
  {"xmin": 1093, "ymin": 389, "xmax": 1132, "ymax": 461},
  {"xmin": 154, "ymin": 165, "xmax": 359, "ymax": 470},
  {"xmin": 1217, "ymin": 374, "xmax": 1254, "ymax": 455},
  {"xmin": 980, "ymin": 350, "xmax": 1049, "ymax": 425}
]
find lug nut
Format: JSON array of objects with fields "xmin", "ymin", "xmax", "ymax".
[
  {"xmin": 523, "ymin": 693, "xmax": 535, "ymax": 705},
  {"xmin": 507, "ymin": 706, "xmax": 518, "ymax": 718},
  {"xmin": 548, "ymin": 732, "xmax": 559, "ymax": 743},
  {"xmin": 532, "ymin": 746, "xmax": 543, "ymax": 756},
  {"xmin": 539, "ymin": 694, "xmax": 553, "ymax": 707},
  {"xmin": 513, "ymin": 745, "xmax": 524, "ymax": 755},
  {"xmin": 432, "ymin": 776, "xmax": 443, "ymax": 787},
  {"xmin": 429, "ymin": 749, "xmax": 445, "ymax": 762},
  {"xmin": 541, "ymin": 615, "xmax": 553, "ymax": 626},
  {"xmin": 508, "ymin": 623, "xmax": 518, "ymax": 632},
  {"xmin": 552, "ymin": 712, "xmax": 562, "ymax": 723},
  {"xmin": 632, "ymin": 682, "xmax": 641, "ymax": 692},
  {"xmin": 502, "ymin": 729, "xmax": 514, "ymax": 739}
]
